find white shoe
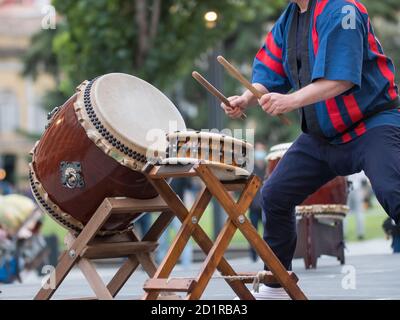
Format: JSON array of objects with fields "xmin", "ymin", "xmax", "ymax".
[{"xmin": 234, "ymin": 285, "xmax": 290, "ymax": 300}]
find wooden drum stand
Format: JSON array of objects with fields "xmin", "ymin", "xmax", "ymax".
[
  {"xmin": 34, "ymin": 162, "xmax": 307, "ymax": 300},
  {"xmin": 34, "ymin": 197, "xmax": 174, "ymax": 300},
  {"xmin": 141, "ymin": 163, "xmax": 307, "ymax": 300}
]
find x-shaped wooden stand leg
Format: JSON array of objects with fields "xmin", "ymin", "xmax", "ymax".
[
  {"xmin": 142, "ymin": 165, "xmax": 254, "ymax": 300},
  {"xmin": 34, "ymin": 197, "xmax": 174, "ymax": 300},
  {"xmin": 142, "ymin": 164, "xmax": 307, "ymax": 300}
]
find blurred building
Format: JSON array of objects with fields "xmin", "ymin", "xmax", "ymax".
[{"xmin": 0, "ymin": 0, "xmax": 54, "ymax": 191}]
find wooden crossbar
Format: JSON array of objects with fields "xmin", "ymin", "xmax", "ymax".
[
  {"xmin": 81, "ymin": 242, "xmax": 158, "ymax": 259},
  {"xmin": 108, "ymin": 196, "xmax": 169, "ymax": 214},
  {"xmin": 144, "ymin": 279, "xmax": 197, "ymax": 293}
]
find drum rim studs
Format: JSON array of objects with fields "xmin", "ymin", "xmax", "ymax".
[
  {"xmin": 191, "ymin": 217, "xmax": 198, "ymax": 225},
  {"xmin": 79, "ymin": 78, "xmax": 149, "ymax": 172},
  {"xmin": 29, "ymin": 166, "xmax": 114, "ymax": 236},
  {"xmin": 238, "ymin": 215, "xmax": 246, "ymax": 224}
]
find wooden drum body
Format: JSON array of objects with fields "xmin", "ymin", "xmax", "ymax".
[
  {"xmin": 30, "ymin": 73, "xmax": 186, "ymax": 235},
  {"xmin": 266, "ymin": 143, "xmax": 349, "ymax": 206},
  {"xmin": 302, "ymin": 178, "xmax": 348, "ymax": 206}
]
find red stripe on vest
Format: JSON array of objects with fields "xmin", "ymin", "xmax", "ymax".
[
  {"xmin": 368, "ymin": 32, "xmax": 397, "ymax": 100},
  {"xmin": 342, "ymin": 133, "xmax": 353, "ymax": 143},
  {"xmin": 325, "ymin": 98, "xmax": 348, "ymax": 133},
  {"xmin": 256, "ymin": 48, "xmax": 286, "ymax": 77},
  {"xmin": 348, "ymin": 0, "xmax": 397, "ymax": 100},
  {"xmin": 354, "ymin": 122, "xmax": 367, "ymax": 136},
  {"xmin": 342, "ymin": 95, "xmax": 366, "ymax": 137},
  {"xmin": 342, "ymin": 95, "xmax": 363, "ymax": 123},
  {"xmin": 266, "ymin": 32, "xmax": 283, "ymax": 60},
  {"xmin": 312, "ymin": 0, "xmax": 329, "ymax": 55}
]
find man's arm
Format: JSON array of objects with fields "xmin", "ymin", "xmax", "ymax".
[
  {"xmin": 259, "ymin": 79, "xmax": 354, "ymax": 115},
  {"xmin": 222, "ymin": 79, "xmax": 353, "ymax": 118}
]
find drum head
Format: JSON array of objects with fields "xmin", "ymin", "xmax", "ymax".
[{"xmin": 92, "ymin": 73, "xmax": 186, "ymax": 154}]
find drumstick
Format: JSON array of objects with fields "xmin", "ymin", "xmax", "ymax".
[
  {"xmin": 217, "ymin": 56, "xmax": 291, "ymax": 126},
  {"xmin": 192, "ymin": 71, "xmax": 247, "ymax": 120}
]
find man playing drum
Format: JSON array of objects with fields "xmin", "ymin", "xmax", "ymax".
[{"xmin": 222, "ymin": 0, "xmax": 399, "ymax": 299}]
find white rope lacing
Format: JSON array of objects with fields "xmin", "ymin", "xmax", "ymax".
[{"xmin": 165, "ymin": 270, "xmax": 269, "ymax": 293}]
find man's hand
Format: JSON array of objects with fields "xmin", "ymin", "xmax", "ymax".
[
  {"xmin": 259, "ymin": 79, "xmax": 354, "ymax": 116},
  {"xmin": 259, "ymin": 93, "xmax": 299, "ymax": 116},
  {"xmin": 221, "ymin": 95, "xmax": 250, "ymax": 119}
]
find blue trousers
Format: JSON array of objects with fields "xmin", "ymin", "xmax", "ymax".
[
  {"xmin": 262, "ymin": 126, "xmax": 400, "ymax": 270},
  {"xmin": 393, "ymin": 236, "xmax": 400, "ymax": 253}
]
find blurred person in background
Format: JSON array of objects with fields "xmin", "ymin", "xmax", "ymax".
[
  {"xmin": 0, "ymin": 181, "xmax": 14, "ymax": 196},
  {"xmin": 0, "ymin": 167, "xmax": 14, "ymax": 195},
  {"xmin": 361, "ymin": 178, "xmax": 374, "ymax": 209},
  {"xmin": 0, "ymin": 194, "xmax": 46, "ymax": 283},
  {"xmin": 134, "ymin": 214, "xmax": 152, "ymax": 239},
  {"xmin": 383, "ymin": 218, "xmax": 400, "ymax": 253},
  {"xmin": 249, "ymin": 143, "xmax": 267, "ymax": 262},
  {"xmin": 347, "ymin": 172, "xmax": 367, "ymax": 240}
]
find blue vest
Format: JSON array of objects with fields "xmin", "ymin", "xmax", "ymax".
[{"xmin": 252, "ymin": 0, "xmax": 400, "ymax": 144}]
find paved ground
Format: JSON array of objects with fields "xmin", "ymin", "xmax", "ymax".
[{"xmin": 1, "ymin": 239, "xmax": 399, "ymax": 300}]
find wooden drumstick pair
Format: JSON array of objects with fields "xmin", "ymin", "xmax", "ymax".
[
  {"xmin": 192, "ymin": 72, "xmax": 247, "ymax": 121},
  {"xmin": 217, "ymin": 56, "xmax": 291, "ymax": 126},
  {"xmin": 192, "ymin": 56, "xmax": 291, "ymax": 125}
]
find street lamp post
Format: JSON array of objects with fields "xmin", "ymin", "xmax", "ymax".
[
  {"xmin": 207, "ymin": 45, "xmax": 224, "ymax": 132},
  {"xmin": 204, "ymin": 11, "xmax": 226, "ymax": 240}
]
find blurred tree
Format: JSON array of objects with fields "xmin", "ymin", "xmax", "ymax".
[
  {"xmin": 22, "ymin": 29, "xmax": 68, "ymax": 111},
  {"xmin": 362, "ymin": 0, "xmax": 400, "ymax": 22},
  {"xmin": 23, "ymin": 0, "xmax": 286, "ymax": 111},
  {"xmin": 49, "ymin": 1, "xmax": 284, "ymax": 100},
  {"xmin": 374, "ymin": 15, "xmax": 400, "ymax": 80},
  {"xmin": 222, "ymin": 0, "xmax": 400, "ymax": 145},
  {"xmin": 23, "ymin": 0, "xmax": 400, "ymax": 146},
  {"xmin": 23, "ymin": 29, "xmax": 59, "ymax": 80}
]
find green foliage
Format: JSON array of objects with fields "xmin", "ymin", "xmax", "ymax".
[
  {"xmin": 22, "ymin": 29, "xmax": 59, "ymax": 80},
  {"xmin": 22, "ymin": 28, "xmax": 69, "ymax": 110},
  {"xmin": 373, "ymin": 17, "xmax": 400, "ymax": 82},
  {"xmin": 363, "ymin": 0, "xmax": 400, "ymax": 22},
  {"xmin": 23, "ymin": 0, "xmax": 400, "ymax": 146},
  {"xmin": 215, "ymin": 0, "xmax": 400, "ymax": 146},
  {"xmin": 50, "ymin": 0, "xmax": 278, "ymax": 94}
]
